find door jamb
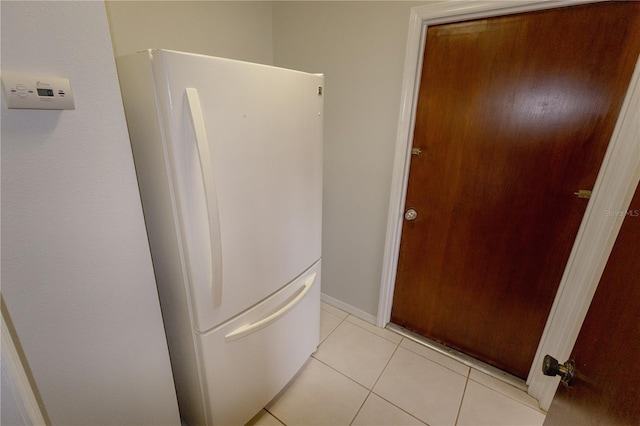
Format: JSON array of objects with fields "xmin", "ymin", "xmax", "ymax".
[{"xmin": 377, "ymin": 0, "xmax": 640, "ymax": 410}]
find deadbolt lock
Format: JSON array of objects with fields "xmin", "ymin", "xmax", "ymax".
[
  {"xmin": 405, "ymin": 209, "xmax": 418, "ymax": 221},
  {"xmin": 542, "ymin": 354, "xmax": 575, "ymax": 387}
]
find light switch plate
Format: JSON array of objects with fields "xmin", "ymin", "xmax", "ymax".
[{"xmin": 2, "ymin": 72, "xmax": 75, "ymax": 110}]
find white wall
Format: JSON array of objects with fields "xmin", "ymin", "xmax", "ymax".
[
  {"xmin": 105, "ymin": 1, "xmax": 274, "ymax": 64},
  {"xmin": 273, "ymin": 1, "xmax": 426, "ymax": 318},
  {"xmin": 1, "ymin": 2, "xmax": 180, "ymax": 424}
]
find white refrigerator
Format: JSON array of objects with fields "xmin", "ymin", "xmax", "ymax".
[{"xmin": 116, "ymin": 49, "xmax": 323, "ymax": 425}]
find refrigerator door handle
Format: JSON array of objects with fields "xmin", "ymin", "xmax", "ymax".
[
  {"xmin": 185, "ymin": 87, "xmax": 223, "ymax": 308},
  {"xmin": 224, "ymin": 273, "xmax": 317, "ymax": 343}
]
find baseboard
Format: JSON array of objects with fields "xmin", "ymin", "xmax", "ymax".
[{"xmin": 320, "ymin": 293, "xmax": 378, "ymax": 325}]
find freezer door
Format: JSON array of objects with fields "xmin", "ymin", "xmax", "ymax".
[
  {"xmin": 150, "ymin": 50, "xmax": 323, "ymax": 332},
  {"xmin": 196, "ymin": 261, "xmax": 321, "ymax": 426}
]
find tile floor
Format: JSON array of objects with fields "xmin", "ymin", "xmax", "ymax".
[{"xmin": 248, "ymin": 302, "xmax": 546, "ymax": 426}]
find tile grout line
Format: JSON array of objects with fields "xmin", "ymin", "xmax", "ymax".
[
  {"xmin": 317, "ymin": 309, "xmax": 473, "ymax": 425},
  {"xmin": 320, "ymin": 313, "xmax": 462, "ymax": 425},
  {"xmin": 321, "ymin": 330, "xmax": 404, "ymax": 426},
  {"xmin": 271, "ymin": 308, "xmax": 348, "ymax": 426},
  {"xmin": 370, "ymin": 339, "xmax": 402, "ymax": 391},
  {"xmin": 318, "ymin": 308, "xmax": 349, "ymax": 345},
  {"xmin": 312, "ymin": 323, "xmax": 400, "ymax": 391},
  {"xmin": 344, "ymin": 316, "xmax": 406, "ymax": 345},
  {"xmin": 305, "ymin": 356, "xmax": 379, "ymax": 425},
  {"xmin": 348, "ymin": 391, "xmax": 372, "ymax": 426},
  {"xmin": 316, "ymin": 320, "xmax": 432, "ymax": 426},
  {"xmin": 387, "ymin": 324, "xmax": 527, "ymax": 391},
  {"xmin": 365, "ymin": 340, "xmax": 431, "ymax": 426},
  {"xmin": 369, "ymin": 391, "xmax": 432, "ymax": 426},
  {"xmin": 310, "ymin": 356, "xmax": 370, "ymax": 390},
  {"xmin": 262, "ymin": 409, "xmax": 287, "ymax": 426},
  {"xmin": 399, "ymin": 344, "xmax": 471, "ymax": 379},
  {"xmin": 386, "ymin": 324, "xmax": 546, "ymax": 416},
  {"xmin": 453, "ymin": 372, "xmax": 471, "ymax": 426},
  {"xmin": 466, "ymin": 375, "xmax": 548, "ymax": 415},
  {"xmin": 287, "ymin": 305, "xmax": 543, "ymax": 425}
]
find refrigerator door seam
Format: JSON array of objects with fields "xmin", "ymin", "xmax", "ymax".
[
  {"xmin": 224, "ymin": 273, "xmax": 317, "ymax": 343},
  {"xmin": 193, "ymin": 258, "xmax": 322, "ymax": 336}
]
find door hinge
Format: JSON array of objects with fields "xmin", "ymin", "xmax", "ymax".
[{"xmin": 574, "ymin": 189, "xmax": 592, "ymax": 199}]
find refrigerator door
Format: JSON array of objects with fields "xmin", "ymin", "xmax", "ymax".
[
  {"xmin": 196, "ymin": 261, "xmax": 321, "ymax": 426},
  {"xmin": 149, "ymin": 50, "xmax": 323, "ymax": 332}
]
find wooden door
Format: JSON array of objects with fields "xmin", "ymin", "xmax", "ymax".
[
  {"xmin": 544, "ymin": 182, "xmax": 640, "ymax": 425},
  {"xmin": 391, "ymin": 2, "xmax": 640, "ymax": 379}
]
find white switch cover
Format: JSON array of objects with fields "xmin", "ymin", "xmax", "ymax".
[{"xmin": 2, "ymin": 72, "xmax": 75, "ymax": 110}]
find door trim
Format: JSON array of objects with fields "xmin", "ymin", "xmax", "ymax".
[{"xmin": 378, "ymin": 0, "xmax": 640, "ymax": 410}]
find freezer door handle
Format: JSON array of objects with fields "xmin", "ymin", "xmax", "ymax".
[
  {"xmin": 185, "ymin": 88, "xmax": 223, "ymax": 308},
  {"xmin": 224, "ymin": 273, "xmax": 317, "ymax": 343}
]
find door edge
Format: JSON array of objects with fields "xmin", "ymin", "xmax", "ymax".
[
  {"xmin": 527, "ymin": 52, "xmax": 640, "ymax": 410},
  {"xmin": 377, "ymin": 0, "xmax": 640, "ymax": 411}
]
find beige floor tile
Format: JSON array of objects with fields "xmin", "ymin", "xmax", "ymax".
[
  {"xmin": 320, "ymin": 308, "xmax": 344, "ymax": 343},
  {"xmin": 245, "ymin": 409, "xmax": 284, "ymax": 426},
  {"xmin": 352, "ymin": 393, "xmax": 426, "ymax": 426},
  {"xmin": 469, "ymin": 369, "xmax": 545, "ymax": 412},
  {"xmin": 266, "ymin": 358, "xmax": 368, "ymax": 425},
  {"xmin": 373, "ymin": 347, "xmax": 467, "ymax": 426},
  {"xmin": 457, "ymin": 380, "xmax": 546, "ymax": 426},
  {"xmin": 400, "ymin": 338, "xmax": 470, "ymax": 377},
  {"xmin": 314, "ymin": 320, "xmax": 398, "ymax": 389},
  {"xmin": 321, "ymin": 301, "xmax": 348, "ymax": 319},
  {"xmin": 346, "ymin": 315, "xmax": 403, "ymax": 344}
]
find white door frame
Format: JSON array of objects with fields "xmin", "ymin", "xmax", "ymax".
[
  {"xmin": 377, "ymin": 0, "xmax": 640, "ymax": 410},
  {"xmin": 2, "ymin": 302, "xmax": 47, "ymax": 425}
]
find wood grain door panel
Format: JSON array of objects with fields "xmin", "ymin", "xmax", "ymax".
[
  {"xmin": 391, "ymin": 2, "xmax": 640, "ymax": 379},
  {"xmin": 544, "ymin": 183, "xmax": 640, "ymax": 425}
]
